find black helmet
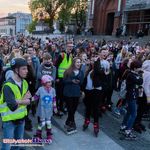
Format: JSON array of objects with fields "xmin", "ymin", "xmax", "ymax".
[{"xmin": 11, "ymin": 58, "xmax": 27, "ymax": 70}]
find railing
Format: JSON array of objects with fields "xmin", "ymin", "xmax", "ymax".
[{"xmin": 127, "ymin": 14, "xmax": 150, "ymax": 24}]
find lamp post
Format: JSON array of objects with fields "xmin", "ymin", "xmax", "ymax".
[{"xmin": 65, "ymin": 25, "xmax": 68, "ymax": 44}]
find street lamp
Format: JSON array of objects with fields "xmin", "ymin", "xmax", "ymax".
[{"xmin": 65, "ymin": 25, "xmax": 68, "ymax": 44}]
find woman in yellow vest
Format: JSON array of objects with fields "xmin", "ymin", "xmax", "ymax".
[{"xmin": 0, "ymin": 58, "xmax": 31, "ymax": 150}]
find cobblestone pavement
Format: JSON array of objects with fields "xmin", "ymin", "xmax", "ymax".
[{"xmin": 0, "ymin": 91, "xmax": 150, "ymax": 150}]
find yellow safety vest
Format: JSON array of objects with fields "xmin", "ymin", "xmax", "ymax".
[
  {"xmin": 0, "ymin": 80, "xmax": 28, "ymax": 122},
  {"xmin": 58, "ymin": 53, "xmax": 72, "ymax": 78}
]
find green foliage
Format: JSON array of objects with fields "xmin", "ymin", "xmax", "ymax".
[
  {"xmin": 27, "ymin": 19, "xmax": 38, "ymax": 33},
  {"xmin": 29, "ymin": 0, "xmax": 88, "ymax": 30},
  {"xmin": 44, "ymin": 18, "xmax": 54, "ymax": 32},
  {"xmin": 73, "ymin": 0, "xmax": 87, "ymax": 27}
]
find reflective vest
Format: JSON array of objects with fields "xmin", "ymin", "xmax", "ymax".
[
  {"xmin": 58, "ymin": 53, "xmax": 72, "ymax": 78},
  {"xmin": 0, "ymin": 80, "xmax": 28, "ymax": 122}
]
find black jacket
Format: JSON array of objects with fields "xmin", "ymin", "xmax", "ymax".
[{"xmin": 126, "ymin": 71, "xmax": 143, "ymax": 101}]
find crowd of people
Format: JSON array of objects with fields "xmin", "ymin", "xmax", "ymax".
[{"xmin": 0, "ymin": 34, "xmax": 150, "ymax": 149}]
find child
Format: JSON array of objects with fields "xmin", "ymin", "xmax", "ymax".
[
  {"xmin": 38, "ymin": 52, "xmax": 56, "ymax": 81},
  {"xmin": 33, "ymin": 75, "xmax": 57, "ymax": 143}
]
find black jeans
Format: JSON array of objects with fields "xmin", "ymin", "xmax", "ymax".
[
  {"xmin": 84, "ymin": 89, "xmax": 103, "ymax": 123},
  {"xmin": 101, "ymin": 89, "xmax": 113, "ymax": 105},
  {"xmin": 65, "ymin": 97, "xmax": 79, "ymax": 125},
  {"xmin": 56, "ymin": 79, "xmax": 64, "ymax": 111},
  {"xmin": 134, "ymin": 95, "xmax": 147, "ymax": 125}
]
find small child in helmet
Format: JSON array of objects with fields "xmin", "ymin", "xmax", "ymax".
[{"xmin": 33, "ymin": 75, "xmax": 57, "ymax": 143}]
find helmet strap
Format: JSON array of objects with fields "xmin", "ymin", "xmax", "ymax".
[{"xmin": 14, "ymin": 68, "xmax": 23, "ymax": 80}]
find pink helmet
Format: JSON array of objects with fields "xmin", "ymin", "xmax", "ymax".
[{"xmin": 41, "ymin": 75, "xmax": 53, "ymax": 84}]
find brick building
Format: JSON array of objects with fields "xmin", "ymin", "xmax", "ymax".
[
  {"xmin": 124, "ymin": 0, "xmax": 150, "ymax": 35},
  {"xmin": 93, "ymin": 0, "xmax": 150, "ymax": 35},
  {"xmin": 93, "ymin": 0, "xmax": 125, "ymax": 35}
]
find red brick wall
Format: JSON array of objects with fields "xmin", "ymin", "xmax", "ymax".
[{"xmin": 93, "ymin": 0, "xmax": 126, "ymax": 35}]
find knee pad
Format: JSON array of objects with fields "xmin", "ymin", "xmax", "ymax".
[
  {"xmin": 46, "ymin": 120, "xmax": 51, "ymax": 129},
  {"xmin": 41, "ymin": 121, "xmax": 46, "ymax": 127}
]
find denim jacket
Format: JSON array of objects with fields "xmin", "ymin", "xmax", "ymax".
[{"xmin": 63, "ymin": 70, "xmax": 84, "ymax": 97}]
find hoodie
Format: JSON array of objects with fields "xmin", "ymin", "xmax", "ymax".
[
  {"xmin": 38, "ymin": 63, "xmax": 56, "ymax": 81},
  {"xmin": 142, "ymin": 60, "xmax": 150, "ymax": 103}
]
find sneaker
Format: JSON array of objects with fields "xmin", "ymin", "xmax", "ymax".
[
  {"xmin": 113, "ymin": 108, "xmax": 121, "ymax": 116},
  {"xmin": 119, "ymin": 125, "xmax": 126, "ymax": 134},
  {"xmin": 66, "ymin": 126, "xmax": 77, "ymax": 135},
  {"xmin": 125, "ymin": 130, "xmax": 137, "ymax": 139},
  {"xmin": 120, "ymin": 107, "xmax": 127, "ymax": 115}
]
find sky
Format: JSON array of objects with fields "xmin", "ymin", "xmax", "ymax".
[{"xmin": 0, "ymin": 0, "xmax": 30, "ymax": 17}]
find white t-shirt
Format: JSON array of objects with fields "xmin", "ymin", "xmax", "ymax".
[
  {"xmin": 74, "ymin": 70, "xmax": 79, "ymax": 76},
  {"xmin": 100, "ymin": 60, "xmax": 110, "ymax": 74},
  {"xmin": 14, "ymin": 80, "xmax": 22, "ymax": 88},
  {"xmin": 86, "ymin": 71, "xmax": 93, "ymax": 90}
]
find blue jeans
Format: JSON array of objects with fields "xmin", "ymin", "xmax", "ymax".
[
  {"xmin": 122, "ymin": 100, "xmax": 137, "ymax": 130},
  {"xmin": 1, "ymin": 120, "xmax": 25, "ymax": 150}
]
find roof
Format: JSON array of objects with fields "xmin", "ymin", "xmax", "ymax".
[
  {"xmin": 36, "ymin": 21, "xmax": 49, "ymax": 27},
  {"xmin": 0, "ymin": 16, "xmax": 16, "ymax": 20}
]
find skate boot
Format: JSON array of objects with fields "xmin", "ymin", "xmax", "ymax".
[
  {"xmin": 124, "ymin": 130, "xmax": 137, "ymax": 140},
  {"xmin": 133, "ymin": 124, "xmax": 142, "ymax": 134},
  {"xmin": 94, "ymin": 123, "xmax": 99, "ymax": 137},
  {"xmin": 83, "ymin": 119, "xmax": 90, "ymax": 131},
  {"xmin": 34, "ymin": 129, "xmax": 42, "ymax": 140},
  {"xmin": 46, "ymin": 129, "xmax": 52, "ymax": 144},
  {"xmin": 119, "ymin": 125, "xmax": 126, "ymax": 134}
]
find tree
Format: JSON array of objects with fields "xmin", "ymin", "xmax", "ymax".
[
  {"xmin": 72, "ymin": 0, "xmax": 87, "ymax": 34},
  {"xmin": 29, "ymin": 0, "xmax": 88, "ymax": 33},
  {"xmin": 27, "ymin": 19, "xmax": 38, "ymax": 33},
  {"xmin": 29, "ymin": 0, "xmax": 75, "ymax": 28}
]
